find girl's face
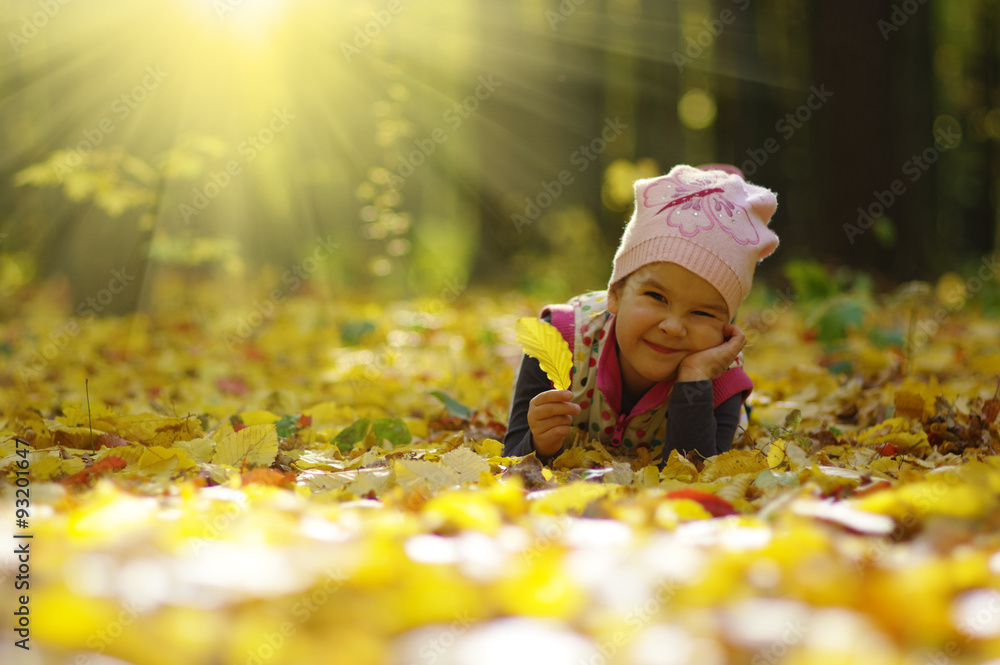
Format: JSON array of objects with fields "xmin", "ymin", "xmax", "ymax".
[{"xmin": 607, "ymin": 262, "xmax": 728, "ymax": 396}]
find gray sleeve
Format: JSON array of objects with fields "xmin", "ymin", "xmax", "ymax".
[{"xmin": 663, "ymin": 381, "xmax": 744, "ymax": 464}]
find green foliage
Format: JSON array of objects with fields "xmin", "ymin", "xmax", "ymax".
[
  {"xmin": 333, "ymin": 419, "xmax": 371, "ymax": 452},
  {"xmin": 872, "ymin": 215, "xmax": 897, "ymax": 248},
  {"xmin": 340, "ymin": 320, "xmax": 377, "ymax": 346},
  {"xmin": 333, "ymin": 417, "xmax": 411, "ymax": 452},
  {"xmin": 372, "ymin": 418, "xmax": 410, "ymax": 448},
  {"xmin": 783, "ymin": 259, "xmax": 839, "ymax": 303},
  {"xmin": 275, "ymin": 414, "xmax": 300, "ymax": 438},
  {"xmin": 15, "ymin": 147, "xmax": 158, "ymax": 219},
  {"xmin": 807, "ymin": 296, "xmax": 869, "ymax": 344},
  {"xmin": 780, "ymin": 260, "xmax": 875, "ymax": 346},
  {"xmin": 430, "ymin": 390, "xmax": 474, "ymax": 419}
]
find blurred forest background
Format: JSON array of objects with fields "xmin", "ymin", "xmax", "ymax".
[{"xmin": 0, "ymin": 0, "xmax": 997, "ymax": 314}]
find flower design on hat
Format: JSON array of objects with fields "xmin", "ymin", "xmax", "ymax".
[{"xmin": 642, "ymin": 169, "xmax": 760, "ymax": 245}]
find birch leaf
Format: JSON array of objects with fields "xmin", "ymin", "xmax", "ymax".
[
  {"xmin": 439, "ymin": 447, "xmax": 490, "ymax": 484},
  {"xmin": 137, "ymin": 446, "xmax": 196, "ymax": 479},
  {"xmin": 173, "ymin": 437, "xmax": 216, "ymax": 463},
  {"xmin": 700, "ymin": 450, "xmax": 768, "ymax": 482},
  {"xmin": 394, "ymin": 458, "xmax": 459, "ymax": 492},
  {"xmin": 30, "ymin": 455, "xmax": 72, "ymax": 480},
  {"xmin": 768, "ymin": 438, "xmax": 790, "ymax": 471},
  {"xmin": 212, "ymin": 424, "xmax": 279, "ymax": 469}
]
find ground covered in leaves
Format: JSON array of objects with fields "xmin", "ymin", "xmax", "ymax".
[{"xmin": 4, "ymin": 269, "xmax": 1000, "ymax": 665}]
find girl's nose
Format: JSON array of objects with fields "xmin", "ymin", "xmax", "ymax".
[{"xmin": 658, "ymin": 314, "xmax": 685, "ymax": 337}]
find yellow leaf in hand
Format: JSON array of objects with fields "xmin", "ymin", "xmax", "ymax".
[
  {"xmin": 515, "ymin": 317, "xmax": 572, "ymax": 391},
  {"xmin": 212, "ymin": 424, "xmax": 279, "ymax": 469}
]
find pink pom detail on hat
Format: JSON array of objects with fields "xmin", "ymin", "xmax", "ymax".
[{"xmin": 608, "ymin": 164, "xmax": 779, "ymax": 317}]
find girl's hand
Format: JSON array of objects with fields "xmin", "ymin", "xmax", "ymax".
[
  {"xmin": 677, "ymin": 323, "xmax": 746, "ymax": 383},
  {"xmin": 527, "ymin": 390, "xmax": 582, "ymax": 457}
]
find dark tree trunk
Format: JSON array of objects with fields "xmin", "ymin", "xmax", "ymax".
[{"xmin": 810, "ymin": 0, "xmax": 937, "ymax": 281}]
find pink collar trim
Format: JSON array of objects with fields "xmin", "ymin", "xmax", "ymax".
[{"xmin": 597, "ymin": 315, "xmax": 675, "ymax": 417}]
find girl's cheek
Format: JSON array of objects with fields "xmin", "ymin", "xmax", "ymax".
[{"xmin": 697, "ymin": 324, "xmax": 725, "ymax": 348}]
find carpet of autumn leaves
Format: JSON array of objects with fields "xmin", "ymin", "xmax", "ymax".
[{"xmin": 4, "ymin": 268, "xmax": 1000, "ymax": 665}]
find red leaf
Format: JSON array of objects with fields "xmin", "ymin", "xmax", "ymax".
[
  {"xmin": 233, "ymin": 422, "xmax": 247, "ymax": 432},
  {"xmin": 665, "ymin": 488, "xmax": 737, "ymax": 517},
  {"xmin": 217, "ymin": 376, "xmax": 250, "ymax": 396},
  {"xmin": 241, "ymin": 468, "xmax": 295, "ymax": 487},
  {"xmin": 244, "ymin": 344, "xmax": 267, "ymax": 362},
  {"xmin": 983, "ymin": 375, "xmax": 1000, "ymax": 424},
  {"xmin": 90, "ymin": 456, "xmax": 128, "ymax": 473},
  {"xmin": 60, "ymin": 456, "xmax": 127, "ymax": 486},
  {"xmin": 876, "ymin": 443, "xmax": 899, "ymax": 457},
  {"xmin": 296, "ymin": 414, "xmax": 312, "ymax": 429},
  {"xmin": 96, "ymin": 432, "xmax": 129, "ymax": 448}
]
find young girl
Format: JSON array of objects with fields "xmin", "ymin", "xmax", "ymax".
[{"xmin": 503, "ymin": 164, "xmax": 779, "ymax": 466}]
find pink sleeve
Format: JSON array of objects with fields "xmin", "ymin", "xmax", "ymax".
[
  {"xmin": 712, "ymin": 367, "xmax": 753, "ymax": 408},
  {"xmin": 538, "ymin": 304, "xmax": 575, "ymax": 354}
]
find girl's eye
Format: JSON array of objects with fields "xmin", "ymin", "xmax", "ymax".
[
  {"xmin": 693, "ymin": 311, "xmax": 715, "ymax": 318},
  {"xmin": 644, "ymin": 291, "xmax": 666, "ymax": 302}
]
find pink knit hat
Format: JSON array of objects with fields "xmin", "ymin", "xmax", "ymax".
[{"xmin": 608, "ymin": 164, "xmax": 779, "ymax": 317}]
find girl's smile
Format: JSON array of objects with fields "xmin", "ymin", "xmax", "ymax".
[
  {"xmin": 608, "ymin": 262, "xmax": 729, "ymax": 398},
  {"xmin": 643, "ymin": 340, "xmax": 680, "ymax": 354}
]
